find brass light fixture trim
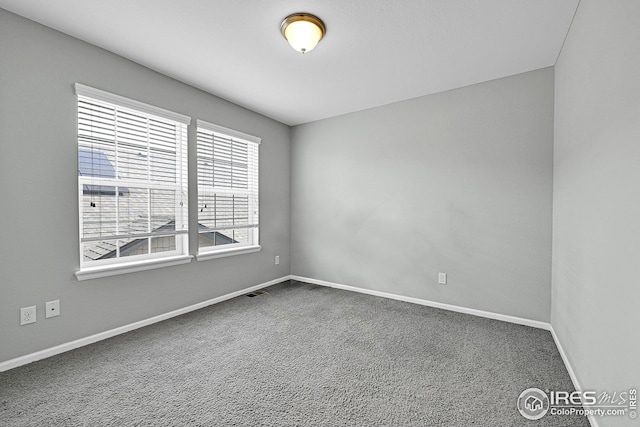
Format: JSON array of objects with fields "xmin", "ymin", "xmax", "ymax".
[{"xmin": 280, "ymin": 13, "xmax": 326, "ymax": 53}]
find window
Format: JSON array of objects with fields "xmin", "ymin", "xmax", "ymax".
[
  {"xmin": 196, "ymin": 120, "xmax": 260, "ymax": 260},
  {"xmin": 75, "ymin": 84, "xmax": 191, "ymax": 279}
]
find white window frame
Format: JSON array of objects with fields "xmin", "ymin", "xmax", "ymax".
[
  {"xmin": 195, "ymin": 120, "xmax": 261, "ymax": 261},
  {"xmin": 75, "ymin": 84, "xmax": 192, "ymax": 280}
]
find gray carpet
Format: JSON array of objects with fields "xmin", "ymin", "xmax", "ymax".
[{"xmin": 1, "ymin": 280, "xmax": 588, "ymax": 426}]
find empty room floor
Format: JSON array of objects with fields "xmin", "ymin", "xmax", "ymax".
[{"xmin": 0, "ymin": 280, "xmax": 588, "ymax": 426}]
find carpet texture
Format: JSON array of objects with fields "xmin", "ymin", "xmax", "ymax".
[{"xmin": 0, "ymin": 280, "xmax": 588, "ymax": 426}]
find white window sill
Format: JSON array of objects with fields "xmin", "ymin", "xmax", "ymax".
[
  {"xmin": 196, "ymin": 245, "xmax": 261, "ymax": 262},
  {"xmin": 75, "ymin": 255, "xmax": 193, "ymax": 281}
]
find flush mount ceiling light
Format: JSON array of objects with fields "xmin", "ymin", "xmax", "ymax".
[{"xmin": 280, "ymin": 13, "xmax": 326, "ymax": 54}]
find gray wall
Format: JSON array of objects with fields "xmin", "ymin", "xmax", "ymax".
[
  {"xmin": 553, "ymin": 1, "xmax": 640, "ymax": 425},
  {"xmin": 291, "ymin": 68, "xmax": 554, "ymax": 322},
  {"xmin": 0, "ymin": 9, "xmax": 290, "ymax": 363}
]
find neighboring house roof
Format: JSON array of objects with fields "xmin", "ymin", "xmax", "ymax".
[
  {"xmin": 80, "ymin": 147, "xmax": 236, "ymax": 262},
  {"xmin": 81, "ymin": 198, "xmax": 175, "ymax": 261},
  {"xmin": 96, "ymin": 221, "xmax": 177, "ymax": 259},
  {"xmin": 82, "ymin": 203, "xmax": 235, "ymax": 261},
  {"xmin": 198, "ymin": 223, "xmax": 236, "ymax": 246}
]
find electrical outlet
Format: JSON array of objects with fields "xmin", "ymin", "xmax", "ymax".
[
  {"xmin": 45, "ymin": 300, "xmax": 60, "ymax": 318},
  {"xmin": 20, "ymin": 306, "xmax": 37, "ymax": 325},
  {"xmin": 275, "ymin": 255, "xmax": 280, "ymax": 265},
  {"xmin": 438, "ymin": 273, "xmax": 447, "ymax": 285}
]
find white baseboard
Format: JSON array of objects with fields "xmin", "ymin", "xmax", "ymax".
[
  {"xmin": 0, "ymin": 276, "xmax": 290, "ymax": 373},
  {"xmin": 292, "ymin": 275, "xmax": 597, "ymax": 427},
  {"xmin": 550, "ymin": 326, "xmax": 599, "ymax": 427},
  {"xmin": 3, "ymin": 272, "xmax": 593, "ymax": 427},
  {"xmin": 290, "ymin": 275, "xmax": 551, "ymax": 330}
]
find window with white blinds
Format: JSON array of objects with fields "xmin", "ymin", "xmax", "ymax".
[
  {"xmin": 196, "ymin": 120, "xmax": 260, "ymax": 256},
  {"xmin": 76, "ymin": 84, "xmax": 190, "ymax": 271}
]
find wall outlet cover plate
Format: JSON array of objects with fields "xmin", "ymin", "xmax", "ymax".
[
  {"xmin": 20, "ymin": 306, "xmax": 37, "ymax": 325},
  {"xmin": 438, "ymin": 273, "xmax": 447, "ymax": 285},
  {"xmin": 45, "ymin": 300, "xmax": 60, "ymax": 318}
]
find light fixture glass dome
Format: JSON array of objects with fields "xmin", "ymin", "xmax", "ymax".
[{"xmin": 281, "ymin": 13, "xmax": 326, "ymax": 54}]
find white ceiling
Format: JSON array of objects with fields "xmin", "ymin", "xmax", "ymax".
[{"xmin": 0, "ymin": 0, "xmax": 579, "ymax": 126}]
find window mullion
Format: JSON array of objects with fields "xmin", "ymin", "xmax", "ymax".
[
  {"xmin": 146, "ymin": 116, "xmax": 152, "ymax": 255},
  {"xmin": 230, "ymin": 139, "xmax": 234, "ymax": 192},
  {"xmin": 115, "ymin": 108, "xmax": 120, "ymax": 240}
]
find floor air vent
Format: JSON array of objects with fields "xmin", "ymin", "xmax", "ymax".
[{"xmin": 245, "ymin": 290, "xmax": 266, "ymax": 298}]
